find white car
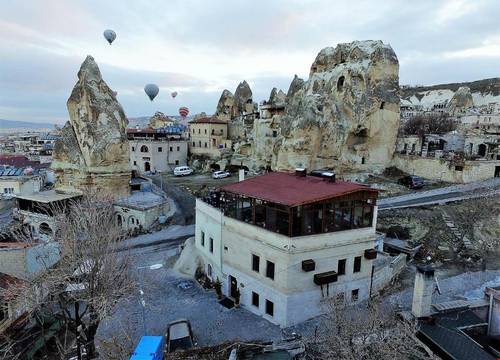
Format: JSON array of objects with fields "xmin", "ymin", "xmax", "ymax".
[
  {"xmin": 174, "ymin": 166, "xmax": 194, "ymax": 176},
  {"xmin": 212, "ymin": 171, "xmax": 231, "ymax": 179}
]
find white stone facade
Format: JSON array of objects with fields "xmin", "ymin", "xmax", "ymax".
[
  {"xmin": 129, "ymin": 139, "xmax": 188, "ymax": 173},
  {"xmin": 194, "ymin": 199, "xmax": 379, "ymax": 327}
]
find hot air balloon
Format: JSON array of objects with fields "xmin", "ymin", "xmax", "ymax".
[
  {"xmin": 112, "ymin": 91, "xmax": 118, "ymax": 97},
  {"xmin": 144, "ymin": 84, "xmax": 159, "ymax": 101},
  {"xmin": 103, "ymin": 29, "xmax": 116, "ymax": 45},
  {"xmin": 171, "ymin": 91, "xmax": 178, "ymax": 99},
  {"xmin": 179, "ymin": 106, "xmax": 189, "ymax": 118}
]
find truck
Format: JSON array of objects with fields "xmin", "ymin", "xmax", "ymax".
[{"xmin": 130, "ymin": 336, "xmax": 164, "ymax": 360}]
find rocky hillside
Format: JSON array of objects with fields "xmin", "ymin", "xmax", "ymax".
[
  {"xmin": 401, "ymin": 78, "xmax": 500, "ymax": 108},
  {"xmin": 274, "ymin": 40, "xmax": 400, "ymax": 173}
]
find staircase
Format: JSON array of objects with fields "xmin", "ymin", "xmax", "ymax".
[{"xmin": 441, "ymin": 211, "xmax": 473, "ymax": 250}]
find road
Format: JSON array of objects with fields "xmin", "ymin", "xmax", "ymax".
[{"xmin": 378, "ymin": 178, "xmax": 500, "ymax": 210}]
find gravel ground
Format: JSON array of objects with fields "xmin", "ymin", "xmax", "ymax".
[{"xmin": 97, "ymin": 266, "xmax": 282, "ymax": 352}]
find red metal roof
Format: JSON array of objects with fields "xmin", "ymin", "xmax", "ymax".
[
  {"xmin": 189, "ymin": 117, "xmax": 226, "ymax": 125},
  {"xmin": 221, "ymin": 172, "xmax": 377, "ymax": 206},
  {"xmin": 0, "ymin": 155, "xmax": 48, "ymax": 169}
]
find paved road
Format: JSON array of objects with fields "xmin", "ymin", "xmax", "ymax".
[{"xmin": 378, "ymin": 178, "xmax": 500, "ymax": 210}]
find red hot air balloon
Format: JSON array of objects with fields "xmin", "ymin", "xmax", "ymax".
[{"xmin": 179, "ymin": 107, "xmax": 189, "ymax": 118}]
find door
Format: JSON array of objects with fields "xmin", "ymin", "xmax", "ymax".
[
  {"xmin": 144, "ymin": 161, "xmax": 151, "ymax": 172},
  {"xmin": 495, "ymin": 166, "xmax": 500, "ymax": 178},
  {"xmin": 229, "ymin": 275, "xmax": 237, "ymax": 298}
]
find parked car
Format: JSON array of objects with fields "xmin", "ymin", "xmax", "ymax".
[
  {"xmin": 212, "ymin": 170, "xmax": 231, "ymax": 179},
  {"xmin": 165, "ymin": 319, "xmax": 194, "ymax": 353},
  {"xmin": 173, "ymin": 166, "xmax": 194, "ymax": 177},
  {"xmin": 398, "ymin": 175, "xmax": 424, "ymax": 189}
]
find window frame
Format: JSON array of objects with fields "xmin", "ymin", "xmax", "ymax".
[
  {"xmin": 252, "ymin": 292, "xmax": 259, "ymax": 308},
  {"xmin": 353, "ymin": 256, "xmax": 361, "ymax": 273},
  {"xmin": 265, "ymin": 299, "xmax": 274, "ymax": 316},
  {"xmin": 252, "ymin": 254, "xmax": 260, "ymax": 273},
  {"xmin": 338, "ymin": 259, "xmax": 346, "ymax": 276},
  {"xmin": 266, "ymin": 260, "xmax": 275, "ymax": 280}
]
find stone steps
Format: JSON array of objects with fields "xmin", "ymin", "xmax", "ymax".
[{"xmin": 441, "ymin": 211, "xmax": 473, "ymax": 250}]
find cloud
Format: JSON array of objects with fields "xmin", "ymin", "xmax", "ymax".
[{"xmin": 1, "ymin": 0, "xmax": 499, "ymax": 122}]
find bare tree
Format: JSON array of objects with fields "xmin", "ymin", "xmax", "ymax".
[
  {"xmin": 13, "ymin": 191, "xmax": 136, "ymax": 359},
  {"xmin": 306, "ymin": 298, "xmax": 434, "ymax": 359},
  {"xmin": 402, "ymin": 114, "xmax": 456, "ymax": 138}
]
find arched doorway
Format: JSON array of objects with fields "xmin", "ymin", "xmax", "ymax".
[
  {"xmin": 116, "ymin": 214, "xmax": 123, "ymax": 227},
  {"xmin": 478, "ymin": 143, "xmax": 487, "ymax": 157},
  {"xmin": 144, "ymin": 162, "xmax": 151, "ymax": 172}
]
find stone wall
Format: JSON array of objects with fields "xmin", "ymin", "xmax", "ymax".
[{"xmin": 392, "ymin": 154, "xmax": 500, "ymax": 182}]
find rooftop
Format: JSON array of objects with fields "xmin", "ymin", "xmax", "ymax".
[
  {"xmin": 0, "ymin": 155, "xmax": 48, "ymax": 169},
  {"xmin": 221, "ymin": 172, "xmax": 377, "ymax": 207},
  {"xmin": 16, "ymin": 189, "xmax": 80, "ymax": 203},
  {"xmin": 115, "ymin": 190, "xmax": 165, "ymax": 210},
  {"xmin": 189, "ymin": 116, "xmax": 226, "ymax": 125}
]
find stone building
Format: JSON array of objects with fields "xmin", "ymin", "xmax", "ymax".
[
  {"xmin": 128, "ymin": 126, "xmax": 188, "ymax": 173},
  {"xmin": 193, "ymin": 170, "xmax": 379, "ymax": 327},
  {"xmin": 188, "ymin": 117, "xmax": 231, "ymax": 159}
]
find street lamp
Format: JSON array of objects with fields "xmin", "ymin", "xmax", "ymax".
[{"xmin": 136, "ymin": 263, "xmax": 164, "ymax": 335}]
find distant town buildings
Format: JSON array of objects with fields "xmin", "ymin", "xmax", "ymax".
[{"xmin": 194, "ymin": 170, "xmax": 380, "ymax": 327}]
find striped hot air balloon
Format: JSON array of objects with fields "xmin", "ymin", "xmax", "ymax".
[{"xmin": 179, "ymin": 106, "xmax": 189, "ymax": 118}]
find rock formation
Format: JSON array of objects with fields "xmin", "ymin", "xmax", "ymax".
[
  {"xmin": 274, "ymin": 40, "xmax": 400, "ymax": 173},
  {"xmin": 215, "ymin": 80, "xmax": 258, "ymax": 121},
  {"xmin": 51, "ymin": 55, "xmax": 131, "ymax": 197},
  {"xmin": 268, "ymin": 87, "xmax": 286, "ymax": 105},
  {"xmin": 215, "ymin": 90, "xmax": 235, "ymax": 121},
  {"xmin": 149, "ymin": 111, "xmax": 175, "ymax": 129},
  {"xmin": 447, "ymin": 86, "xmax": 474, "ymax": 114}
]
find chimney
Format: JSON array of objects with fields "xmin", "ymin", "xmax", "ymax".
[
  {"xmin": 295, "ymin": 168, "xmax": 307, "ymax": 177},
  {"xmin": 412, "ymin": 264, "xmax": 435, "ymax": 318},
  {"xmin": 322, "ymin": 172, "xmax": 336, "ymax": 183},
  {"xmin": 239, "ymin": 169, "xmax": 245, "ymax": 182}
]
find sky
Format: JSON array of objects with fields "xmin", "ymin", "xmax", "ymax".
[{"xmin": 1, "ymin": 0, "xmax": 499, "ymax": 124}]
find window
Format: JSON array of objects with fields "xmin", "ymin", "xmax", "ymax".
[
  {"xmin": 193, "ymin": 142, "xmax": 195, "ymax": 147},
  {"xmin": 133, "ymin": 161, "xmax": 137, "ymax": 165},
  {"xmin": 132, "ymin": 146, "xmax": 135, "ymax": 151},
  {"xmin": 205, "ymin": 129, "xmax": 207, "ymax": 134},
  {"xmin": 252, "ymin": 254, "xmax": 260, "ymax": 272},
  {"xmin": 211, "ymin": 129, "xmax": 215, "ymax": 135},
  {"xmin": 207, "ymin": 264, "xmax": 212, "ymax": 277},
  {"xmin": 221, "ymin": 129, "xmax": 224, "ymax": 135},
  {"xmin": 338, "ymin": 259, "xmax": 346, "ymax": 275},
  {"xmin": 201, "ymin": 231, "xmax": 205, "ymax": 246},
  {"xmin": 198, "ymin": 129, "xmax": 200, "ymax": 134},
  {"xmin": 455, "ymin": 165, "xmax": 463, "ymax": 171},
  {"xmin": 169, "ymin": 146, "xmax": 173, "ymax": 152},
  {"xmin": 351, "ymin": 289, "xmax": 359, "ymax": 301},
  {"xmin": 224, "ymin": 246, "xmax": 228, "ymax": 252},
  {"xmin": 175, "ymin": 160, "xmax": 179, "ymax": 165},
  {"xmin": 158, "ymin": 147, "xmax": 162, "ymax": 152},
  {"xmin": 204, "ymin": 142, "xmax": 207, "ymax": 148},
  {"xmin": 199, "ymin": 141, "xmax": 202, "ymax": 147},
  {"xmin": 266, "ymin": 261, "xmax": 275, "ymax": 280},
  {"xmin": 140, "ymin": 145, "xmax": 149, "ymax": 152},
  {"xmin": 177, "ymin": 146, "xmax": 180, "ymax": 151},
  {"xmin": 252, "ymin": 292, "xmax": 259, "ymax": 307},
  {"xmin": 272, "ymin": 130, "xmax": 277, "ymax": 138},
  {"xmin": 265, "ymin": 299, "xmax": 274, "ymax": 316},
  {"xmin": 353, "ymin": 256, "xmax": 361, "ymax": 273},
  {"xmin": 209, "ymin": 237, "xmax": 214, "ymax": 253}
]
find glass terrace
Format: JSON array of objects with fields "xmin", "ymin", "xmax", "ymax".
[{"xmin": 203, "ymin": 189, "xmax": 376, "ymax": 237}]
